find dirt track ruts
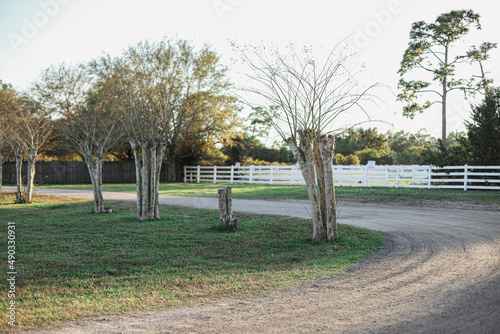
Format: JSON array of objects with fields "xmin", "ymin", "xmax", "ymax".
[{"xmin": 20, "ymin": 188, "xmax": 500, "ymax": 334}]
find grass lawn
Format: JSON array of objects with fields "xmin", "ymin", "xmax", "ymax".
[
  {"xmin": 0, "ymin": 192, "xmax": 385, "ymax": 331},
  {"xmin": 34, "ymin": 182, "xmax": 500, "ymax": 204}
]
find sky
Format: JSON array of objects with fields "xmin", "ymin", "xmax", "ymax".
[{"xmin": 1, "ymin": 0, "xmax": 499, "ymax": 142}]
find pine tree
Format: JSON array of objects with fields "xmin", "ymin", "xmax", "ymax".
[{"xmin": 466, "ymin": 88, "xmax": 500, "ymax": 165}]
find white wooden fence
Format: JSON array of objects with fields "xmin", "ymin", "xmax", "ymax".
[{"xmin": 183, "ymin": 164, "xmax": 500, "ymax": 191}]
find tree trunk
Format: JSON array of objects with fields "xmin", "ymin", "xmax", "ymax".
[
  {"xmin": 84, "ymin": 156, "xmax": 105, "ymax": 213},
  {"xmin": 442, "ymin": 47, "xmax": 449, "ymax": 148},
  {"xmin": 130, "ymin": 139, "xmax": 166, "ymax": 220},
  {"xmin": 0, "ymin": 150, "xmax": 9, "ymax": 191},
  {"xmin": 25, "ymin": 149, "xmax": 37, "ymax": 204},
  {"xmin": 313, "ymin": 142, "xmax": 327, "ymax": 231},
  {"xmin": 130, "ymin": 140, "xmax": 144, "ymax": 220},
  {"xmin": 218, "ymin": 187, "xmax": 239, "ymax": 230},
  {"xmin": 319, "ymin": 135, "xmax": 338, "ymax": 241},
  {"xmin": 153, "ymin": 142, "xmax": 166, "ymax": 218},
  {"xmin": 14, "ymin": 151, "xmax": 23, "ymax": 204},
  {"xmin": 140, "ymin": 142, "xmax": 152, "ymax": 219},
  {"xmin": 0, "ymin": 159, "xmax": 3, "ymax": 192},
  {"xmin": 442, "ymin": 80, "xmax": 447, "ymax": 148},
  {"xmin": 165, "ymin": 156, "xmax": 176, "ymax": 182},
  {"xmin": 287, "ymin": 131, "xmax": 326, "ymax": 242}
]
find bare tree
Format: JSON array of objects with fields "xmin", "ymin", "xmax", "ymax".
[
  {"xmin": 97, "ymin": 38, "xmax": 233, "ymax": 220},
  {"xmin": 235, "ymin": 43, "xmax": 377, "ymax": 242},
  {"xmin": 3, "ymin": 92, "xmax": 53, "ymax": 203},
  {"xmin": 0, "ymin": 81, "xmax": 15, "ymax": 191},
  {"xmin": 65, "ymin": 86, "xmax": 126, "ymax": 213},
  {"xmin": 32, "ymin": 62, "xmax": 126, "ymax": 212},
  {"xmin": 1, "ymin": 82, "xmax": 24, "ymax": 202}
]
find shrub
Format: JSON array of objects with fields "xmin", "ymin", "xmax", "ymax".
[
  {"xmin": 395, "ymin": 146, "xmax": 427, "ymax": 165},
  {"xmin": 354, "ymin": 148, "xmax": 393, "ymax": 165},
  {"xmin": 333, "ymin": 153, "xmax": 361, "ymax": 165}
]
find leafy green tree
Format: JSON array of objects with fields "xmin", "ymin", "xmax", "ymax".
[
  {"xmin": 395, "ymin": 146, "xmax": 427, "ymax": 165},
  {"xmin": 220, "ymin": 132, "xmax": 294, "ymax": 165},
  {"xmin": 93, "ymin": 38, "xmax": 234, "ymax": 220},
  {"xmin": 354, "ymin": 148, "xmax": 393, "ymax": 165},
  {"xmin": 387, "ymin": 130, "xmax": 437, "ymax": 153},
  {"xmin": 335, "ymin": 127, "xmax": 389, "ymax": 156},
  {"xmin": 466, "ymin": 88, "xmax": 500, "ymax": 165},
  {"xmin": 423, "ymin": 134, "xmax": 472, "ymax": 166},
  {"xmin": 221, "ymin": 131, "xmax": 251, "ymax": 165},
  {"xmin": 397, "ymin": 10, "xmax": 494, "ymax": 147}
]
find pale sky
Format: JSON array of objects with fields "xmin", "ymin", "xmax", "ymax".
[{"xmin": 1, "ymin": 0, "xmax": 499, "ymax": 140}]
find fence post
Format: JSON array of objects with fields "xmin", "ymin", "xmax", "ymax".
[
  {"xmin": 396, "ymin": 165, "xmax": 400, "ymax": 188},
  {"xmin": 290, "ymin": 165, "xmax": 295, "ymax": 185},
  {"xmin": 197, "ymin": 165, "xmax": 200, "ymax": 183},
  {"xmin": 385, "ymin": 166, "xmax": 389, "ymax": 186},
  {"xmin": 428, "ymin": 166, "xmax": 432, "ymax": 189},
  {"xmin": 249, "ymin": 165, "xmax": 254, "ymax": 183},
  {"xmin": 230, "ymin": 165, "xmax": 234, "ymax": 184},
  {"xmin": 365, "ymin": 165, "xmax": 369, "ymax": 187},
  {"xmin": 184, "ymin": 165, "xmax": 187, "ymax": 182},
  {"xmin": 412, "ymin": 165, "xmax": 415, "ymax": 186},
  {"xmin": 213, "ymin": 165, "xmax": 217, "ymax": 184},
  {"xmin": 269, "ymin": 165, "xmax": 274, "ymax": 185},
  {"xmin": 464, "ymin": 164, "xmax": 468, "ymax": 191}
]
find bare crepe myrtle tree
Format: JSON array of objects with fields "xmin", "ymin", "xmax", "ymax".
[
  {"xmin": 0, "ymin": 81, "xmax": 15, "ymax": 191},
  {"xmin": 7, "ymin": 93, "xmax": 53, "ymax": 203},
  {"xmin": 65, "ymin": 86, "xmax": 126, "ymax": 213},
  {"xmin": 1, "ymin": 85, "xmax": 35, "ymax": 203},
  {"xmin": 235, "ymin": 42, "xmax": 378, "ymax": 242},
  {"xmin": 32, "ymin": 62, "xmax": 126, "ymax": 212},
  {"xmin": 0, "ymin": 91, "xmax": 23, "ymax": 202},
  {"xmin": 98, "ymin": 38, "xmax": 232, "ymax": 220}
]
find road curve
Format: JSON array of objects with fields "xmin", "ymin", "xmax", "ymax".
[{"xmin": 17, "ymin": 187, "xmax": 500, "ymax": 333}]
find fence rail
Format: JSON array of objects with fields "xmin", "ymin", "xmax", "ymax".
[{"xmin": 184, "ymin": 164, "xmax": 500, "ymax": 191}]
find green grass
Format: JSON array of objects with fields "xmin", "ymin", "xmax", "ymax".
[
  {"xmin": 34, "ymin": 182, "xmax": 500, "ymax": 204},
  {"xmin": 0, "ymin": 193, "xmax": 385, "ymax": 331}
]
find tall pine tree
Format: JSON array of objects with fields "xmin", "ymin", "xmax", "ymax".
[{"xmin": 466, "ymin": 88, "xmax": 500, "ymax": 165}]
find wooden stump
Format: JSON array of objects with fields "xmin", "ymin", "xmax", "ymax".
[{"xmin": 218, "ymin": 187, "xmax": 239, "ymax": 230}]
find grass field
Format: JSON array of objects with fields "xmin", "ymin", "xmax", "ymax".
[
  {"xmin": 0, "ymin": 193, "xmax": 385, "ymax": 331},
  {"xmin": 34, "ymin": 182, "xmax": 500, "ymax": 204}
]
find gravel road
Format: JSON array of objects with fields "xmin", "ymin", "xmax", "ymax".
[{"xmin": 18, "ymin": 187, "xmax": 500, "ymax": 334}]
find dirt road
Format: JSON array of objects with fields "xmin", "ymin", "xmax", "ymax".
[{"xmin": 21, "ymin": 188, "xmax": 500, "ymax": 333}]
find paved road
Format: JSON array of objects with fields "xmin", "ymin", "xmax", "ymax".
[{"xmin": 9, "ymin": 187, "xmax": 500, "ymax": 333}]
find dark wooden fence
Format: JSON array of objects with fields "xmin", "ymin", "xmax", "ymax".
[{"xmin": 2, "ymin": 161, "xmax": 171, "ymax": 184}]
